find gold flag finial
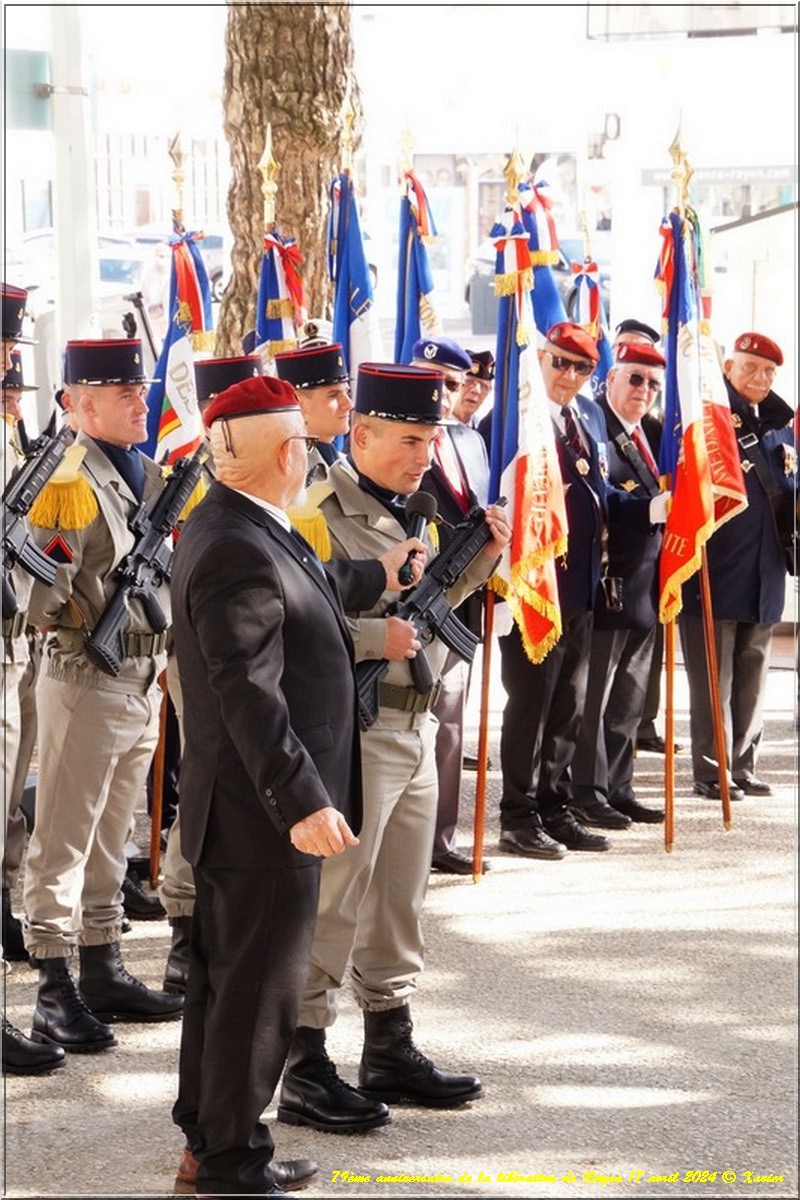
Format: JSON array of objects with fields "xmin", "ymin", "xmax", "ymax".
[
  {"xmin": 669, "ymin": 120, "xmax": 693, "ymax": 216},
  {"xmin": 503, "ymin": 147, "xmax": 526, "ymax": 206},
  {"xmin": 168, "ymin": 132, "xmax": 186, "ymax": 230},
  {"xmin": 259, "ymin": 123, "xmax": 280, "ymax": 229},
  {"xmin": 398, "ymin": 126, "xmax": 414, "ymax": 180},
  {"xmin": 341, "ymin": 77, "xmax": 355, "ymax": 175}
]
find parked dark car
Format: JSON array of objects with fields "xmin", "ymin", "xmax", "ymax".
[{"xmin": 465, "ymin": 233, "xmax": 611, "ymax": 336}]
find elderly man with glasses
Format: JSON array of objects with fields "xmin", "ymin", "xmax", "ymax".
[
  {"xmin": 497, "ymin": 323, "xmax": 668, "ymax": 861},
  {"xmin": 570, "ymin": 340, "xmax": 670, "ymax": 830}
]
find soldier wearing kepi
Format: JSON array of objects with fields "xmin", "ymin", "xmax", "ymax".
[
  {"xmin": 570, "ymin": 341, "xmax": 668, "ymax": 828},
  {"xmin": 680, "ymin": 331, "xmax": 797, "ymax": 801},
  {"xmin": 22, "ymin": 339, "xmax": 184, "ymax": 1053},
  {"xmin": 274, "ymin": 341, "xmax": 352, "ymax": 483},
  {"xmin": 1, "ymin": 284, "xmax": 66, "ymax": 1077},
  {"xmin": 277, "ymin": 363, "xmax": 510, "ymax": 1133}
]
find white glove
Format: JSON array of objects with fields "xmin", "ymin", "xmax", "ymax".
[
  {"xmin": 493, "ymin": 601, "xmax": 515, "ymax": 639},
  {"xmin": 649, "ymin": 492, "xmax": 671, "ymax": 524}
]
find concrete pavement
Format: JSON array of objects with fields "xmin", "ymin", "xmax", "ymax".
[{"xmin": 2, "ymin": 634, "xmax": 797, "ymax": 1199}]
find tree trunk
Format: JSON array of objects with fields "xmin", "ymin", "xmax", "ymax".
[{"xmin": 216, "ymin": 1, "xmax": 360, "ymax": 356}]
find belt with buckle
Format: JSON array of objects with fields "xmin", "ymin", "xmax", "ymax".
[
  {"xmin": 2, "ymin": 610, "xmax": 28, "ymax": 639},
  {"xmin": 378, "ymin": 680, "xmax": 441, "ymax": 714}
]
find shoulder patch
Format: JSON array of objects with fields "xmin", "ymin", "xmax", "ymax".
[{"xmin": 42, "ymin": 533, "xmax": 74, "ymax": 564}]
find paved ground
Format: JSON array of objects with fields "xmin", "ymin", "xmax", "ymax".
[{"xmin": 2, "ymin": 632, "xmax": 797, "ymax": 1200}]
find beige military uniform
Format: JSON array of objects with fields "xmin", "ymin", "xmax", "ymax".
[
  {"xmin": 22, "ymin": 432, "xmax": 170, "ymax": 959},
  {"xmin": 2, "ymin": 417, "xmax": 34, "ymax": 903},
  {"xmin": 297, "ymin": 458, "xmax": 495, "ymax": 1025}
]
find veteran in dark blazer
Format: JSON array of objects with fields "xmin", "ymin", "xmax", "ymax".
[
  {"xmin": 497, "ymin": 323, "xmax": 663, "ymax": 861},
  {"xmin": 680, "ymin": 331, "xmax": 796, "ymax": 801},
  {"xmin": 170, "ymin": 374, "xmax": 366, "ymax": 1197},
  {"xmin": 571, "ymin": 341, "xmax": 669, "ymax": 829}
]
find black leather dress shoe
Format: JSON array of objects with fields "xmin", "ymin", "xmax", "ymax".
[
  {"xmin": 733, "ymin": 776, "xmax": 773, "ymax": 796},
  {"xmin": 175, "ymin": 1148, "xmax": 318, "ymax": 1194},
  {"xmin": 694, "ymin": 780, "xmax": 745, "ymax": 801},
  {"xmin": 610, "ymin": 796, "xmax": 664, "ymax": 824},
  {"xmin": 544, "ymin": 810, "xmax": 610, "ymax": 852},
  {"xmin": 463, "ymin": 753, "xmax": 492, "ymax": 770},
  {"xmin": 499, "ymin": 826, "xmax": 567, "ymax": 860},
  {"xmin": 570, "ymin": 800, "xmax": 632, "ymax": 830},
  {"xmin": 637, "ymin": 735, "xmax": 683, "ymax": 754},
  {"xmin": 431, "ymin": 849, "xmax": 490, "ymax": 875}
]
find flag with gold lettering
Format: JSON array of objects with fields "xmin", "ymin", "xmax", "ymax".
[
  {"xmin": 394, "ymin": 169, "xmax": 442, "ymax": 363},
  {"xmin": 656, "ymin": 207, "xmax": 747, "ymax": 622},
  {"xmin": 489, "ymin": 199, "xmax": 567, "ymax": 662}
]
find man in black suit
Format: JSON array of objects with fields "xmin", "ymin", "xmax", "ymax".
[
  {"xmin": 169, "ymin": 373, "xmax": 413, "ymax": 1196},
  {"xmin": 497, "ymin": 323, "xmax": 664, "ymax": 860},
  {"xmin": 413, "ymin": 337, "xmax": 492, "ymax": 875},
  {"xmin": 570, "ymin": 341, "xmax": 669, "ymax": 828}
]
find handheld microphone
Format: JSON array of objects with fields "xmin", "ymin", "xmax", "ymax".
[{"xmin": 398, "ymin": 492, "xmax": 438, "ymax": 586}]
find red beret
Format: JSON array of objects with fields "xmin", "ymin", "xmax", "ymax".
[
  {"xmin": 615, "ymin": 342, "xmax": 666, "ymax": 369},
  {"xmin": 203, "ymin": 374, "xmax": 298, "ymax": 429},
  {"xmin": 733, "ymin": 332, "xmax": 783, "ymax": 367},
  {"xmin": 546, "ymin": 322, "xmax": 599, "ymax": 364}
]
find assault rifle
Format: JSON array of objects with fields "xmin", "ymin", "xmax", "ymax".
[
  {"xmin": 356, "ymin": 498, "xmax": 507, "ymax": 731},
  {"xmin": 85, "ymin": 444, "xmax": 206, "ymax": 676},
  {"xmin": 2, "ymin": 422, "xmax": 71, "ymax": 618}
]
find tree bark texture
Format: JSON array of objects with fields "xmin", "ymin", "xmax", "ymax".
[{"xmin": 216, "ymin": 1, "xmax": 361, "ymax": 356}]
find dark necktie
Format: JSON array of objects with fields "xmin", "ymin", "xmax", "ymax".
[
  {"xmin": 434, "ymin": 430, "xmax": 469, "ymax": 513},
  {"xmin": 289, "ymin": 527, "xmax": 326, "ymax": 577},
  {"xmin": 632, "ymin": 426, "xmax": 658, "ymax": 477},
  {"xmin": 562, "ymin": 407, "xmax": 584, "ymax": 458}
]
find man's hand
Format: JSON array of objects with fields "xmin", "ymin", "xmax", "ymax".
[
  {"xmin": 379, "ymin": 538, "xmax": 428, "ymax": 591},
  {"xmin": 649, "ymin": 491, "xmax": 671, "ymax": 524},
  {"xmin": 482, "ymin": 503, "xmax": 512, "ymax": 557},
  {"xmin": 383, "ymin": 614, "xmax": 421, "ymax": 660},
  {"xmin": 290, "ymin": 806, "xmax": 359, "ymax": 857}
]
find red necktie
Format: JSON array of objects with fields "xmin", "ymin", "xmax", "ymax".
[
  {"xmin": 434, "ymin": 431, "xmax": 470, "ymax": 513},
  {"xmin": 562, "ymin": 407, "xmax": 584, "ymax": 457},
  {"xmin": 632, "ymin": 426, "xmax": 658, "ymax": 477}
]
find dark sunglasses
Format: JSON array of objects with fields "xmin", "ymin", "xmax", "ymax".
[
  {"xmin": 624, "ymin": 372, "xmax": 661, "ymax": 393},
  {"xmin": 442, "ymin": 377, "xmax": 462, "ymax": 393},
  {"xmin": 546, "ymin": 352, "xmax": 594, "ymax": 378}
]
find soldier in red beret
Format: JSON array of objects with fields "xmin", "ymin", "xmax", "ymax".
[{"xmin": 680, "ymin": 331, "xmax": 796, "ymax": 800}]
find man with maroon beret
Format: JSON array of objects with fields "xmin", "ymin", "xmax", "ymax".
[
  {"xmin": 680, "ymin": 331, "xmax": 796, "ymax": 801},
  {"xmin": 571, "ymin": 340, "xmax": 668, "ymax": 828},
  {"xmin": 497, "ymin": 322, "xmax": 668, "ymax": 859}
]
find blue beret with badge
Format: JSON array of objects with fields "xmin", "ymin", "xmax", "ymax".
[{"xmin": 411, "ymin": 336, "xmax": 471, "ymax": 373}]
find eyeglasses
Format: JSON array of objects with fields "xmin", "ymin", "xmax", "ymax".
[
  {"xmin": 284, "ymin": 435, "xmax": 319, "ymax": 452},
  {"xmin": 624, "ymin": 372, "xmax": 661, "ymax": 393},
  {"xmin": 546, "ymin": 352, "xmax": 594, "ymax": 378}
]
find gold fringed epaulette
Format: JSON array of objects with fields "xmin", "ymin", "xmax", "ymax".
[
  {"xmin": 176, "ymin": 475, "xmax": 208, "ymax": 524},
  {"xmin": 287, "ymin": 481, "xmax": 334, "ymax": 562},
  {"xmin": 29, "ymin": 445, "xmax": 99, "ymax": 530}
]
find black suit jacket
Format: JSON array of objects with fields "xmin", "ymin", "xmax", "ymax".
[
  {"xmin": 172, "ymin": 481, "xmax": 363, "ymax": 870},
  {"xmin": 596, "ymin": 398, "xmax": 663, "ymax": 631}
]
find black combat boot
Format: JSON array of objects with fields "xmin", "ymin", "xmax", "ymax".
[
  {"xmin": 31, "ymin": 956, "xmax": 117, "ymax": 1053},
  {"xmin": 121, "ymin": 868, "xmax": 166, "ymax": 921},
  {"xmin": 78, "ymin": 942, "xmax": 184, "ymax": 1022},
  {"xmin": 2, "ymin": 1017, "xmax": 67, "ymax": 1075},
  {"xmin": 163, "ymin": 916, "xmax": 193, "ymax": 995},
  {"xmin": 358, "ymin": 1004, "xmax": 483, "ymax": 1107},
  {"xmin": 2, "ymin": 887, "xmax": 29, "ymax": 962},
  {"xmin": 277, "ymin": 1025, "xmax": 391, "ymax": 1133}
]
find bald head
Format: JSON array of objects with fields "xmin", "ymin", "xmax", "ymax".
[{"xmin": 211, "ymin": 408, "xmax": 309, "ymax": 508}]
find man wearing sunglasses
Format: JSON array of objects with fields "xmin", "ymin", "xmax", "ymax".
[
  {"xmin": 497, "ymin": 322, "xmax": 666, "ymax": 862},
  {"xmin": 571, "ymin": 341, "xmax": 668, "ymax": 830}
]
